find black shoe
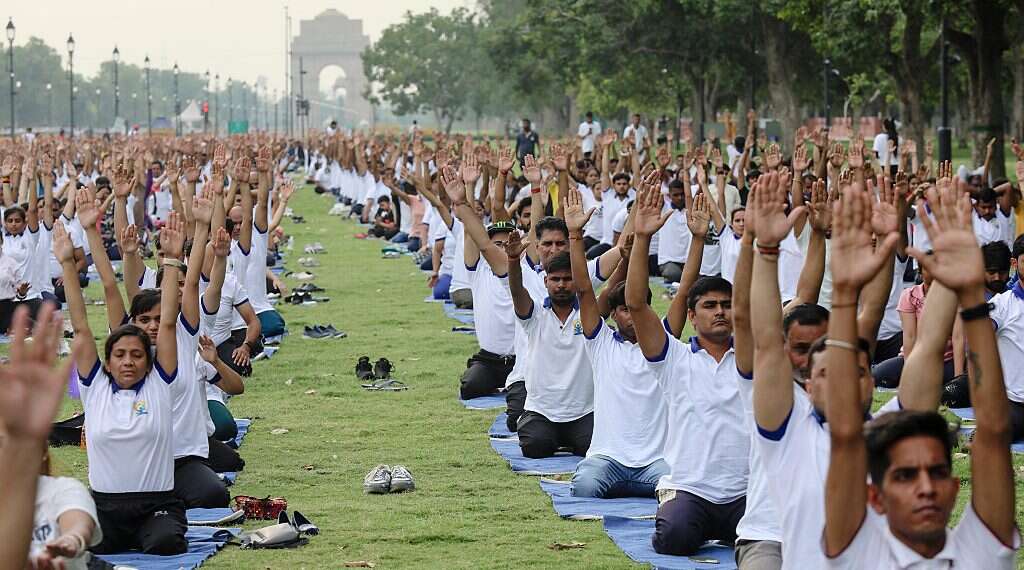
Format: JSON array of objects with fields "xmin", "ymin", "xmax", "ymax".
[
  {"xmin": 356, "ymin": 356, "xmax": 374, "ymax": 380},
  {"xmin": 296, "ymin": 283, "xmax": 325, "ymax": 293},
  {"xmin": 373, "ymin": 358, "xmax": 394, "ymax": 380},
  {"xmin": 303, "ymin": 325, "xmax": 326, "ymax": 339},
  {"xmin": 322, "ymin": 325, "xmax": 347, "ymax": 339},
  {"xmin": 292, "ymin": 511, "xmax": 319, "ymax": 536},
  {"xmin": 278, "ymin": 510, "xmax": 292, "ymax": 526}
]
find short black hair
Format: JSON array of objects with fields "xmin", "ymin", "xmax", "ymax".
[
  {"xmin": 516, "ymin": 196, "xmax": 532, "ymax": 216},
  {"xmin": 612, "ymin": 172, "xmax": 630, "ymax": 184},
  {"xmin": 95, "ymin": 176, "xmax": 111, "ymax": 190},
  {"xmin": 3, "ymin": 206, "xmax": 25, "ymax": 221},
  {"xmin": 1013, "ymin": 234, "xmax": 1024, "ymax": 260},
  {"xmin": 783, "ymin": 303, "xmax": 831, "ymax": 335},
  {"xmin": 977, "ymin": 187, "xmax": 997, "ymax": 204},
  {"xmin": 377, "ymin": 195, "xmax": 391, "ymax": 204},
  {"xmin": 607, "ymin": 280, "xmax": 650, "ymax": 311},
  {"xmin": 129, "ymin": 289, "xmax": 162, "ymax": 320},
  {"xmin": 865, "ymin": 410, "xmax": 954, "ymax": 488},
  {"xmin": 104, "ymin": 324, "xmax": 154, "ymax": 371},
  {"xmin": 668, "ymin": 179, "xmax": 685, "ymax": 191},
  {"xmin": 534, "ymin": 216, "xmax": 568, "ymax": 240},
  {"xmin": 543, "ymin": 251, "xmax": 572, "ymax": 275},
  {"xmin": 982, "ymin": 241, "xmax": 1011, "ymax": 272},
  {"xmin": 686, "ymin": 276, "xmax": 732, "ymax": 310}
]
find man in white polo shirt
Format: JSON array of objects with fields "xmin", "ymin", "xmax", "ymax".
[
  {"xmin": 563, "ymin": 186, "xmax": 668, "ymax": 498},
  {"xmin": 625, "ymin": 182, "xmax": 749, "ymax": 556},
  {"xmin": 577, "ymin": 112, "xmax": 601, "ymax": 158},
  {"xmin": 822, "ymin": 182, "xmax": 1018, "ymax": 569},
  {"xmin": 656, "ymin": 179, "xmax": 691, "ymax": 283}
]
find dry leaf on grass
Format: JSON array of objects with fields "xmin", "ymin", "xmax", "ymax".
[
  {"xmin": 270, "ymin": 428, "xmax": 290, "ymax": 435},
  {"xmin": 548, "ymin": 542, "xmax": 586, "ymax": 551},
  {"xmin": 285, "ymin": 378, "xmax": 293, "ymax": 386},
  {"xmin": 343, "ymin": 562, "xmax": 375, "ymax": 568}
]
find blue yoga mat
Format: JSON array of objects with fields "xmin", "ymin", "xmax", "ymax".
[
  {"xmin": 442, "ymin": 304, "xmax": 475, "ymax": 325},
  {"xmin": 460, "ymin": 394, "xmax": 506, "ymax": 410},
  {"xmin": 602, "ymin": 516, "xmax": 736, "ymax": 570},
  {"xmin": 94, "ymin": 526, "xmax": 239, "ymax": 570},
  {"xmin": 186, "ymin": 508, "xmax": 244, "ymax": 525},
  {"xmin": 216, "ymin": 419, "xmax": 251, "ymax": 483},
  {"xmin": 490, "ymin": 437, "xmax": 583, "ymax": 475},
  {"xmin": 489, "ymin": 412, "xmax": 515, "ymax": 438},
  {"xmin": 540, "ymin": 479, "xmax": 657, "ymax": 520}
]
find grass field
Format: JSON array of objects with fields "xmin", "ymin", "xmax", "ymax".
[{"xmin": 45, "ymin": 167, "xmax": 1024, "ymax": 568}]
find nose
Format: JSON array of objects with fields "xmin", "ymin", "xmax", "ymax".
[{"xmin": 918, "ymin": 472, "xmax": 937, "ymax": 497}]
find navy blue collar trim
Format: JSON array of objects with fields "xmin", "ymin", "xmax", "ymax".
[
  {"xmin": 111, "ymin": 374, "xmax": 146, "ymax": 393},
  {"xmin": 1013, "ymin": 281, "xmax": 1024, "ymax": 301},
  {"xmin": 688, "ymin": 335, "xmax": 734, "ymax": 353}
]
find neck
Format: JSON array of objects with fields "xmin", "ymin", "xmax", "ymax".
[
  {"xmin": 551, "ymin": 301, "xmax": 574, "ymax": 322},
  {"xmin": 697, "ymin": 334, "xmax": 731, "ymax": 362},
  {"xmin": 893, "ymin": 528, "xmax": 947, "ymax": 559}
]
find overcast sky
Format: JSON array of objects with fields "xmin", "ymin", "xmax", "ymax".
[{"xmin": 5, "ymin": 0, "xmax": 470, "ymax": 92}]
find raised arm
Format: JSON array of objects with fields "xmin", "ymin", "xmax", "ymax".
[
  {"xmin": 625, "ymin": 180, "xmax": 673, "ymax": 359},
  {"xmin": 504, "ymin": 231, "xmax": 534, "ymax": 319},
  {"xmin": 666, "ymin": 192, "xmax": 709, "ymax": 338},
  {"xmin": 732, "ymin": 216, "xmax": 755, "ymax": 376},
  {"xmin": 565, "ymin": 185, "xmax": 600, "ymax": 335},
  {"xmin": 182, "ymin": 186, "xmax": 214, "ymax": 331},
  {"xmin": 253, "ymin": 146, "xmax": 271, "ymax": 233},
  {"xmin": 77, "ymin": 189, "xmax": 127, "ymax": 330},
  {"xmin": 155, "ymin": 213, "xmax": 184, "ymax": 376},
  {"xmin": 198, "ymin": 335, "xmax": 245, "ymax": 396},
  {"xmin": 787, "ymin": 179, "xmax": 829, "ymax": 309},
  {"xmin": 855, "ymin": 175, "xmax": 899, "ymax": 350},
  {"xmin": 898, "ymin": 280, "xmax": 957, "ymax": 411},
  {"xmin": 268, "ymin": 180, "xmax": 294, "ymax": 233},
  {"xmin": 52, "ymin": 223, "xmax": 98, "ymax": 368},
  {"xmin": 751, "ymin": 172, "xmax": 805, "ymax": 430},
  {"xmin": 233, "ymin": 157, "xmax": 254, "ymax": 254},
  {"xmin": 823, "ymin": 183, "xmax": 900, "ymax": 557},
  {"xmin": 907, "ymin": 181, "xmax": 1015, "ymax": 546},
  {"xmin": 446, "ymin": 161, "xmax": 508, "ymax": 275}
]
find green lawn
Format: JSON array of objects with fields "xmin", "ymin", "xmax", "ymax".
[{"xmin": 46, "ymin": 176, "xmax": 1024, "ymax": 568}]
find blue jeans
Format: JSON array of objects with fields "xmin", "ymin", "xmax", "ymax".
[
  {"xmin": 570, "ymin": 455, "xmax": 669, "ymax": 499},
  {"xmin": 390, "ymin": 232, "xmax": 409, "ymax": 243},
  {"xmin": 432, "ymin": 273, "xmax": 452, "ymax": 300}
]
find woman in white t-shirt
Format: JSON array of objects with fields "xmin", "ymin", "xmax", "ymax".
[
  {"xmin": 54, "ymin": 221, "xmax": 186, "ymax": 556},
  {"xmin": 28, "ymin": 450, "xmax": 102, "ymax": 570}
]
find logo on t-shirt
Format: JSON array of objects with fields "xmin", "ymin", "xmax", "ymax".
[
  {"xmin": 133, "ymin": 400, "xmax": 149, "ymax": 417},
  {"xmin": 573, "ymin": 320, "xmax": 584, "ymax": 335}
]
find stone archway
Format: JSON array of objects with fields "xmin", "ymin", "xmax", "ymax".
[{"xmin": 290, "ymin": 9, "xmax": 371, "ymax": 128}]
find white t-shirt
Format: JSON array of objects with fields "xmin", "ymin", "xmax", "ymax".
[
  {"xmin": 79, "ymin": 358, "xmax": 177, "ymax": 493},
  {"xmin": 30, "ymin": 476, "xmax": 103, "ymax": 570},
  {"xmin": 719, "ymin": 229, "xmax": 743, "ymax": 283},
  {"xmin": 577, "ymin": 120, "xmax": 602, "ymax": 154},
  {"xmin": 467, "ymin": 256, "xmax": 515, "ymax": 355},
  {"xmin": 873, "ymin": 133, "xmax": 895, "ymax": 166},
  {"xmin": 199, "ymin": 272, "xmax": 250, "ymax": 345},
  {"xmin": 656, "ymin": 206, "xmax": 690, "ymax": 266},
  {"xmin": 877, "ymin": 257, "xmax": 911, "ymax": 340},
  {"xmin": 644, "ymin": 335, "xmax": 749, "ymax": 501},
  {"xmin": 973, "ymin": 210, "xmax": 1012, "ymax": 246},
  {"xmin": 990, "ymin": 287, "xmax": 1024, "ymax": 403},
  {"xmin": 246, "ymin": 226, "xmax": 272, "ymax": 315},
  {"xmin": 600, "ymin": 189, "xmax": 635, "ymax": 246},
  {"xmin": 825, "ymin": 502, "xmax": 1018, "ymax": 570},
  {"xmin": 4, "ymin": 229, "xmax": 41, "ymax": 300},
  {"xmin": 583, "ymin": 319, "xmax": 667, "ymax": 467},
  {"xmin": 734, "ymin": 370, "xmax": 782, "ymax": 543},
  {"xmin": 518, "ymin": 297, "xmax": 594, "ymax": 422},
  {"xmin": 623, "ymin": 124, "xmax": 648, "ymax": 150},
  {"xmin": 579, "ymin": 185, "xmax": 603, "ymax": 242},
  {"xmin": 450, "ymin": 219, "xmax": 470, "ymax": 290},
  {"xmin": 34, "ymin": 224, "xmax": 57, "ymax": 294},
  {"xmin": 778, "ymin": 230, "xmax": 804, "ymax": 303},
  {"xmin": 171, "ymin": 313, "xmax": 207, "ymax": 459}
]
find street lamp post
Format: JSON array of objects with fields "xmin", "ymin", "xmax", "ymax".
[
  {"xmin": 173, "ymin": 63, "xmax": 180, "ymax": 136},
  {"xmin": 242, "ymin": 82, "xmax": 248, "ymax": 123},
  {"xmin": 214, "ymin": 74, "xmax": 219, "ymax": 135},
  {"xmin": 67, "ymin": 34, "xmax": 75, "ymax": 138},
  {"xmin": 273, "ymin": 88, "xmax": 278, "ymax": 133},
  {"xmin": 46, "ymin": 83, "xmax": 52, "ymax": 127},
  {"xmin": 112, "ymin": 46, "xmax": 120, "ymax": 126},
  {"xmin": 94, "ymin": 88, "xmax": 102, "ymax": 129},
  {"xmin": 144, "ymin": 56, "xmax": 152, "ymax": 134},
  {"xmin": 131, "ymin": 92, "xmax": 137, "ymax": 127},
  {"xmin": 938, "ymin": 21, "xmax": 952, "ymax": 163},
  {"xmin": 204, "ymin": 70, "xmax": 210, "ymax": 133},
  {"xmin": 227, "ymin": 77, "xmax": 233, "ymax": 124},
  {"xmin": 6, "ymin": 18, "xmax": 14, "ymax": 139}
]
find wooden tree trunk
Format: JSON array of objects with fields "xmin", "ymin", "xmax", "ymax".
[{"xmin": 760, "ymin": 15, "xmax": 803, "ymax": 154}]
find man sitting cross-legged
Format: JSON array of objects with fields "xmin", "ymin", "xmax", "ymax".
[
  {"xmin": 625, "ymin": 179, "xmax": 750, "ymax": 556},
  {"xmin": 563, "ymin": 183, "xmax": 669, "ymax": 498}
]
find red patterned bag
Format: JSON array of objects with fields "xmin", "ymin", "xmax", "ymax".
[{"xmin": 233, "ymin": 495, "xmax": 288, "ymax": 520}]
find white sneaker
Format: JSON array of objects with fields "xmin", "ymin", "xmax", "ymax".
[
  {"xmin": 363, "ymin": 464, "xmax": 392, "ymax": 494},
  {"xmin": 390, "ymin": 465, "xmax": 415, "ymax": 493}
]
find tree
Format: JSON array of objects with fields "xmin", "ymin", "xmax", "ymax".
[{"xmin": 362, "ymin": 8, "xmax": 485, "ymax": 133}]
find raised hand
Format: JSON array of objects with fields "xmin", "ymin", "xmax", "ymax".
[
  {"xmin": 633, "ymin": 180, "xmax": 672, "ymax": 237},
  {"xmin": 497, "ymin": 146, "xmax": 514, "ymax": 173},
  {"xmin": 161, "ymin": 212, "xmax": 186, "ymax": 260},
  {"xmin": 461, "ymin": 153, "xmax": 481, "ymax": 186},
  {"xmin": 198, "ymin": 335, "xmax": 218, "ymax": 364},
  {"xmin": 212, "ymin": 143, "xmax": 227, "ymax": 172},
  {"xmin": 687, "ymin": 192, "xmax": 712, "ymax": 238},
  {"xmin": 563, "ymin": 185, "xmax": 595, "ymax": 234},
  {"xmin": 710, "ymin": 147, "xmax": 724, "ymax": 170},
  {"xmin": 504, "ymin": 229, "xmax": 528, "ymax": 260},
  {"xmin": 232, "ymin": 157, "xmax": 251, "ymax": 183},
  {"xmin": 522, "ymin": 154, "xmax": 542, "ymax": 186},
  {"xmin": 440, "ymin": 165, "xmax": 466, "ymax": 206},
  {"xmin": 792, "ymin": 145, "xmax": 810, "ymax": 172},
  {"xmin": 847, "ymin": 138, "xmax": 865, "ymax": 169},
  {"xmin": 0, "ymin": 156, "xmax": 15, "ymax": 177},
  {"xmin": 551, "ymin": 144, "xmax": 569, "ymax": 172},
  {"xmin": 870, "ymin": 173, "xmax": 899, "ymax": 236},
  {"xmin": 0, "ymin": 306, "xmax": 75, "ymax": 442},
  {"xmin": 279, "ymin": 180, "xmax": 296, "ymax": 203},
  {"xmin": 751, "ymin": 171, "xmax": 803, "ymax": 245},
  {"xmin": 52, "ymin": 223, "xmax": 76, "ymax": 264},
  {"xmin": 807, "ymin": 178, "xmax": 831, "ymax": 232},
  {"xmin": 75, "ymin": 188, "xmax": 99, "ymax": 228},
  {"xmin": 828, "ymin": 142, "xmax": 846, "ymax": 167},
  {"xmin": 119, "ymin": 224, "xmax": 139, "ymax": 255},
  {"xmin": 211, "ymin": 226, "xmax": 231, "ymax": 257},
  {"xmin": 192, "ymin": 185, "xmax": 215, "ymax": 225},
  {"xmin": 906, "ymin": 183, "xmax": 983, "ymax": 294},
  {"xmin": 255, "ymin": 144, "xmax": 272, "ymax": 173},
  {"xmin": 830, "ymin": 182, "xmax": 899, "ymax": 291}
]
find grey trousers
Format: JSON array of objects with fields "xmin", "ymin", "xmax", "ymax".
[
  {"xmin": 451, "ymin": 288, "xmax": 473, "ymax": 309},
  {"xmin": 735, "ymin": 539, "xmax": 782, "ymax": 570}
]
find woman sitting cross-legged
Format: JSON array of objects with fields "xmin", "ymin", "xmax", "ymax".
[{"xmin": 54, "ymin": 220, "xmax": 187, "ymax": 555}]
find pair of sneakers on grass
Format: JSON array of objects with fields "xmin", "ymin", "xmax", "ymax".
[{"xmin": 363, "ymin": 465, "xmax": 415, "ymax": 494}]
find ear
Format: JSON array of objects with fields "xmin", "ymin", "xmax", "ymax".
[{"xmin": 867, "ymin": 483, "xmax": 886, "ymax": 515}]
